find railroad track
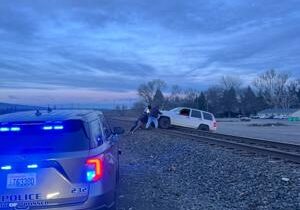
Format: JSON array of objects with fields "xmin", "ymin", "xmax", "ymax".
[{"xmin": 112, "ymin": 117, "xmax": 300, "ymax": 164}]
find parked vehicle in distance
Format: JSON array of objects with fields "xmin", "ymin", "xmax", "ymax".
[
  {"xmin": 240, "ymin": 116, "xmax": 252, "ymax": 122},
  {"xmin": 0, "ymin": 110, "xmax": 124, "ymax": 210},
  {"xmin": 159, "ymin": 107, "xmax": 217, "ymax": 131},
  {"xmin": 273, "ymin": 114, "xmax": 288, "ymax": 119},
  {"xmin": 258, "ymin": 114, "xmax": 273, "ymax": 119},
  {"xmin": 250, "ymin": 115, "xmax": 260, "ymax": 119},
  {"xmin": 258, "ymin": 114, "xmax": 267, "ymax": 119},
  {"xmin": 265, "ymin": 115, "xmax": 275, "ymax": 119}
]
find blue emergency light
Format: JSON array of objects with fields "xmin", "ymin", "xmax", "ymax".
[
  {"xmin": 0, "ymin": 127, "xmax": 9, "ymax": 132},
  {"xmin": 10, "ymin": 127, "xmax": 21, "ymax": 132},
  {"xmin": 42, "ymin": 125, "xmax": 64, "ymax": 130},
  {"xmin": 0, "ymin": 127, "xmax": 21, "ymax": 132},
  {"xmin": 54, "ymin": 125, "xmax": 64, "ymax": 130},
  {"xmin": 1, "ymin": 165, "xmax": 12, "ymax": 170},
  {"xmin": 27, "ymin": 164, "xmax": 39, "ymax": 169},
  {"xmin": 42, "ymin": 126, "xmax": 53, "ymax": 130}
]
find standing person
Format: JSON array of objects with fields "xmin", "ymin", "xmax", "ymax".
[
  {"xmin": 146, "ymin": 105, "xmax": 162, "ymax": 129},
  {"xmin": 144, "ymin": 105, "xmax": 151, "ymax": 115},
  {"xmin": 129, "ymin": 112, "xmax": 148, "ymax": 134},
  {"xmin": 128, "ymin": 105, "xmax": 151, "ymax": 134}
]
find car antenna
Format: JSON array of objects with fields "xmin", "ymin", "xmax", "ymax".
[
  {"xmin": 47, "ymin": 106, "xmax": 52, "ymax": 113},
  {"xmin": 35, "ymin": 109, "xmax": 42, "ymax": 116}
]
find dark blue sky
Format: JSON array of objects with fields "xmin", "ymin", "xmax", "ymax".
[{"xmin": 0, "ymin": 0, "xmax": 300, "ymax": 105}]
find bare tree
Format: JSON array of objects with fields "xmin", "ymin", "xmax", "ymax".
[
  {"xmin": 169, "ymin": 85, "xmax": 183, "ymax": 102},
  {"xmin": 163, "ymin": 85, "xmax": 183, "ymax": 109},
  {"xmin": 281, "ymin": 80, "xmax": 300, "ymax": 109},
  {"xmin": 206, "ymin": 86, "xmax": 223, "ymax": 115},
  {"xmin": 220, "ymin": 75, "xmax": 242, "ymax": 90},
  {"xmin": 170, "ymin": 85, "xmax": 182, "ymax": 97},
  {"xmin": 253, "ymin": 69, "xmax": 290, "ymax": 108},
  {"xmin": 183, "ymin": 89, "xmax": 199, "ymax": 108},
  {"xmin": 120, "ymin": 104, "xmax": 128, "ymax": 116},
  {"xmin": 297, "ymin": 79, "xmax": 300, "ymax": 105},
  {"xmin": 152, "ymin": 89, "xmax": 165, "ymax": 107},
  {"xmin": 137, "ymin": 79, "xmax": 167, "ymax": 104},
  {"xmin": 115, "ymin": 105, "xmax": 121, "ymax": 111}
]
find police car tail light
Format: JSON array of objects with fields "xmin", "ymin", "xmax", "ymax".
[{"xmin": 86, "ymin": 157, "xmax": 103, "ymax": 182}]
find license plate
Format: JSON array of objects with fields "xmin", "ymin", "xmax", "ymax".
[{"xmin": 7, "ymin": 173, "xmax": 37, "ymax": 189}]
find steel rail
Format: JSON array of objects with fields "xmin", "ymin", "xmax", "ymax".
[
  {"xmin": 159, "ymin": 129, "xmax": 300, "ymax": 164},
  {"xmin": 111, "ymin": 117, "xmax": 300, "ymax": 163}
]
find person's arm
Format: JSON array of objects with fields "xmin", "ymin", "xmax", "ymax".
[{"xmin": 146, "ymin": 108, "xmax": 150, "ymax": 114}]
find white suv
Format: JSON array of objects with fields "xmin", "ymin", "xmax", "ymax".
[{"xmin": 159, "ymin": 107, "xmax": 217, "ymax": 131}]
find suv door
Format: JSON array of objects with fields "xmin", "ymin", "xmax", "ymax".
[
  {"xmin": 172, "ymin": 108, "xmax": 192, "ymax": 127},
  {"xmin": 190, "ymin": 110, "xmax": 204, "ymax": 129},
  {"xmin": 202, "ymin": 112, "xmax": 214, "ymax": 130}
]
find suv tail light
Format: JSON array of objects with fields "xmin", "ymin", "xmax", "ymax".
[
  {"xmin": 86, "ymin": 157, "xmax": 103, "ymax": 182},
  {"xmin": 213, "ymin": 122, "xmax": 217, "ymax": 127}
]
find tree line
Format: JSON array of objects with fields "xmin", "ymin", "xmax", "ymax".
[{"xmin": 135, "ymin": 69, "xmax": 300, "ymax": 117}]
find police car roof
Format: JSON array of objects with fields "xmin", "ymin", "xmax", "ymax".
[{"xmin": 0, "ymin": 109, "xmax": 103, "ymax": 124}]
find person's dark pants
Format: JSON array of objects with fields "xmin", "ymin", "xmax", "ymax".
[{"xmin": 130, "ymin": 120, "xmax": 139, "ymax": 132}]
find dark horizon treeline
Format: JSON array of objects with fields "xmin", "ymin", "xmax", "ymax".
[{"xmin": 135, "ymin": 69, "xmax": 300, "ymax": 117}]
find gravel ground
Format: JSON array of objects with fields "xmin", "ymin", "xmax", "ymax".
[{"xmin": 111, "ymin": 120, "xmax": 300, "ymax": 210}]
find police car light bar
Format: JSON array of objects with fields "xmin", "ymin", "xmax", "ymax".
[
  {"xmin": 27, "ymin": 164, "xmax": 39, "ymax": 169},
  {"xmin": 0, "ymin": 125, "xmax": 64, "ymax": 132},
  {"xmin": 0, "ymin": 127, "xmax": 21, "ymax": 132},
  {"xmin": 54, "ymin": 125, "xmax": 64, "ymax": 130},
  {"xmin": 0, "ymin": 127, "xmax": 9, "ymax": 132},
  {"xmin": 42, "ymin": 125, "xmax": 64, "ymax": 130},
  {"xmin": 1, "ymin": 165, "xmax": 12, "ymax": 170},
  {"xmin": 10, "ymin": 127, "xmax": 21, "ymax": 132},
  {"xmin": 42, "ymin": 126, "xmax": 53, "ymax": 130}
]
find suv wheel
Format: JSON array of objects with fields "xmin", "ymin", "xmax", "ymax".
[
  {"xmin": 159, "ymin": 117, "xmax": 171, "ymax": 129},
  {"xmin": 198, "ymin": 124, "xmax": 209, "ymax": 131}
]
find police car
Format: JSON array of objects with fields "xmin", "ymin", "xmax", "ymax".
[
  {"xmin": 0, "ymin": 110, "xmax": 123, "ymax": 210},
  {"xmin": 159, "ymin": 107, "xmax": 217, "ymax": 131}
]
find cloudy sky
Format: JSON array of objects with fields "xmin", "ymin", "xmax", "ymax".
[{"xmin": 0, "ymin": 0, "xmax": 299, "ymax": 106}]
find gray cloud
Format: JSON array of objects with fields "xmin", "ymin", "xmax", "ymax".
[{"xmin": 0, "ymin": 0, "xmax": 300, "ymax": 104}]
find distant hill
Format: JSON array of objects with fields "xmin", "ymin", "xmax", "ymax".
[{"xmin": 0, "ymin": 102, "xmax": 42, "ymax": 114}]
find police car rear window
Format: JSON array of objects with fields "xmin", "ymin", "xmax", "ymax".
[{"xmin": 0, "ymin": 120, "xmax": 90, "ymax": 155}]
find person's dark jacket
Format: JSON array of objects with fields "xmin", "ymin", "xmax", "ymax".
[
  {"xmin": 149, "ymin": 107, "xmax": 162, "ymax": 118},
  {"xmin": 139, "ymin": 113, "xmax": 148, "ymax": 124}
]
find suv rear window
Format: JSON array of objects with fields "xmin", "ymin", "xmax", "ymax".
[
  {"xmin": 0, "ymin": 120, "xmax": 89, "ymax": 155},
  {"xmin": 203, "ymin": 112, "xmax": 213, "ymax": 121}
]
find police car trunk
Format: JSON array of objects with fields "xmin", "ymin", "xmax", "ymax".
[{"xmin": 0, "ymin": 119, "xmax": 91, "ymax": 209}]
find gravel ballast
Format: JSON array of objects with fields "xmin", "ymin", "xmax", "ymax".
[{"xmin": 112, "ymin": 120, "xmax": 300, "ymax": 210}]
